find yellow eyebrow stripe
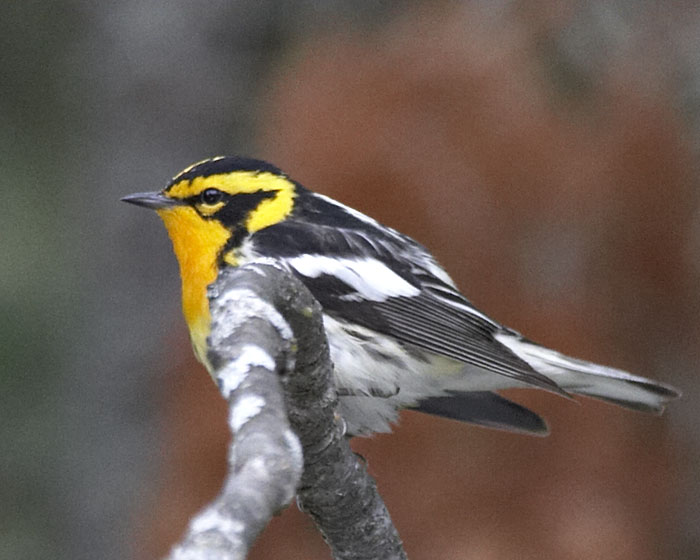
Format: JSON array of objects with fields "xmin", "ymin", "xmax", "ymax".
[{"xmin": 167, "ymin": 170, "xmax": 294, "ymax": 199}]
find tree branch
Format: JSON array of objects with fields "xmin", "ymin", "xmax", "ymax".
[{"xmin": 165, "ymin": 263, "xmax": 406, "ymax": 560}]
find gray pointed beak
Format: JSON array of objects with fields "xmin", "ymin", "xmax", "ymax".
[{"xmin": 121, "ymin": 191, "xmax": 182, "ymax": 210}]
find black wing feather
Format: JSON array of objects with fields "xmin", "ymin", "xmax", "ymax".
[{"xmin": 252, "ymin": 203, "xmax": 563, "ymax": 393}]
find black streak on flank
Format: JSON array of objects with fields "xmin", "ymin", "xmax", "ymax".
[{"xmin": 167, "ymin": 156, "xmax": 285, "ymax": 189}]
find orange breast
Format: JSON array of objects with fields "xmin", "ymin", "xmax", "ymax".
[{"xmin": 156, "ymin": 206, "xmax": 231, "ymax": 367}]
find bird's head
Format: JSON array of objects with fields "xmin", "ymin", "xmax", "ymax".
[{"xmin": 122, "ymin": 156, "xmax": 298, "ymax": 268}]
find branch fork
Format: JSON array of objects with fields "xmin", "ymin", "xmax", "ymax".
[{"xmin": 166, "ymin": 263, "xmax": 406, "ymax": 560}]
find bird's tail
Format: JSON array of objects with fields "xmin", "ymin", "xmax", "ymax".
[{"xmin": 495, "ymin": 333, "xmax": 680, "ymax": 414}]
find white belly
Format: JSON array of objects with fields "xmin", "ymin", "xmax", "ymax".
[{"xmin": 323, "ymin": 314, "xmax": 519, "ymax": 434}]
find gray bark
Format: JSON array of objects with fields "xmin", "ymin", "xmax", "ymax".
[{"xmin": 166, "ymin": 263, "xmax": 406, "ymax": 560}]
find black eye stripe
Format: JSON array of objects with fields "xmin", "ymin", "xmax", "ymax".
[
  {"xmin": 214, "ymin": 190, "xmax": 279, "ymax": 228},
  {"xmin": 188, "ymin": 189, "xmax": 279, "ymax": 224}
]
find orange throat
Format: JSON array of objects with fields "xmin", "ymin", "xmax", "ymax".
[{"xmin": 156, "ymin": 206, "xmax": 231, "ymax": 368}]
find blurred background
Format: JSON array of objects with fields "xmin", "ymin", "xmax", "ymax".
[{"xmin": 1, "ymin": 1, "xmax": 698, "ymax": 559}]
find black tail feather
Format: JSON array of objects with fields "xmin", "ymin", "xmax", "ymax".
[{"xmin": 415, "ymin": 391, "xmax": 549, "ymax": 436}]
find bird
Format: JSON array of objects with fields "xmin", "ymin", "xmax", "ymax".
[{"xmin": 122, "ymin": 155, "xmax": 679, "ymax": 436}]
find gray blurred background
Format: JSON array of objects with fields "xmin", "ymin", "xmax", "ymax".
[{"xmin": 1, "ymin": 2, "xmax": 698, "ymax": 559}]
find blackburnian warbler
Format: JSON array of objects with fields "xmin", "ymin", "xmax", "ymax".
[{"xmin": 123, "ymin": 156, "xmax": 679, "ymax": 435}]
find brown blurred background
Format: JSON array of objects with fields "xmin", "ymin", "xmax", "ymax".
[{"xmin": 2, "ymin": 2, "xmax": 697, "ymax": 560}]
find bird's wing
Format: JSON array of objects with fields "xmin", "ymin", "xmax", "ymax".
[
  {"xmin": 298, "ymin": 265, "xmax": 561, "ymax": 392},
  {"xmin": 254, "ymin": 222, "xmax": 562, "ymax": 393}
]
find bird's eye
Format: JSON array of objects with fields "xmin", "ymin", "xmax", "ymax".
[{"xmin": 200, "ymin": 188, "xmax": 223, "ymax": 205}]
